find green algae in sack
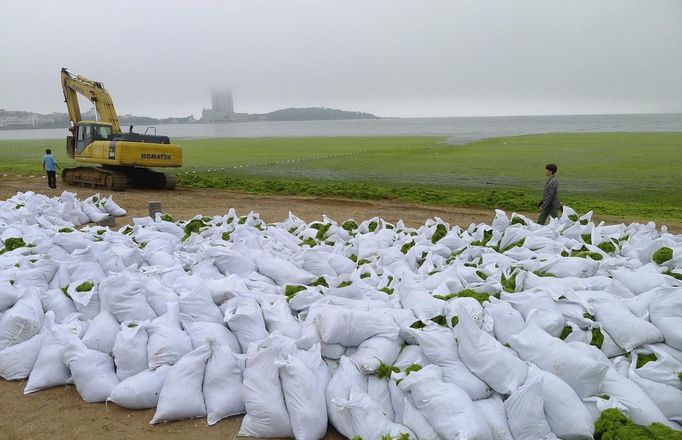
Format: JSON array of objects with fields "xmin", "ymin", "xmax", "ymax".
[
  {"xmin": 431, "ymin": 224, "xmax": 447, "ymax": 244},
  {"xmin": 652, "ymin": 247, "xmax": 673, "ymax": 264},
  {"xmin": 594, "ymin": 408, "xmax": 682, "ymax": 440}
]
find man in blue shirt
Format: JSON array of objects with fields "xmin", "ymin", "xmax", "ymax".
[{"xmin": 42, "ymin": 148, "xmax": 58, "ymax": 189}]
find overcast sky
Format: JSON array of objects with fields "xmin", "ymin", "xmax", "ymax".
[{"xmin": 1, "ymin": 0, "xmax": 681, "ymax": 118}]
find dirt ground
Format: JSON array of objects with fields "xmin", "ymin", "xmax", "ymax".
[
  {"xmin": 1, "ymin": 173, "xmax": 680, "ymax": 440},
  {"xmin": 1, "ymin": 174, "xmax": 680, "ymax": 232}
]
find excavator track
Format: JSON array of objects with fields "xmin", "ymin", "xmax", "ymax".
[
  {"xmin": 61, "ymin": 166, "xmax": 176, "ymax": 191},
  {"xmin": 125, "ymin": 167, "xmax": 177, "ymax": 190},
  {"xmin": 62, "ymin": 166, "xmax": 128, "ymax": 191}
]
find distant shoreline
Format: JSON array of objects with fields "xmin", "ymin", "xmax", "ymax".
[
  {"xmin": 1, "ymin": 113, "xmax": 679, "ymax": 143},
  {"xmin": 0, "ymin": 106, "xmax": 381, "ymax": 131},
  {"xmin": 2, "ymin": 111, "xmax": 680, "ymax": 132}
]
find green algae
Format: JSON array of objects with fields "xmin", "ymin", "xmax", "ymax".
[
  {"xmin": 652, "ymin": 247, "xmax": 673, "ymax": 264},
  {"xmin": 594, "ymin": 408, "xmax": 682, "ymax": 440}
]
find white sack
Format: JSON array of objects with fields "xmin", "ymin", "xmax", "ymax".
[
  {"xmin": 261, "ymin": 297, "xmax": 302, "ymax": 340},
  {"xmin": 204, "ymin": 247, "xmax": 257, "ymax": 276},
  {"xmin": 276, "ymin": 353, "xmax": 327, "ymax": 440},
  {"xmin": 81, "ymin": 310, "xmax": 119, "ymax": 353},
  {"xmin": 25, "ymin": 312, "xmax": 82, "ymax": 394},
  {"xmin": 315, "ymin": 305, "xmax": 399, "ymax": 346},
  {"xmin": 325, "ymin": 356, "xmax": 368, "ymax": 438},
  {"xmin": 331, "ymin": 386, "xmax": 415, "ymax": 440},
  {"xmin": 591, "ymin": 297, "xmax": 663, "ymax": 351},
  {"xmin": 239, "ymin": 335, "xmax": 294, "ymax": 438},
  {"xmin": 178, "ymin": 285, "xmax": 224, "ymax": 324},
  {"xmin": 224, "ymin": 296, "xmax": 269, "ymax": 353},
  {"xmin": 483, "ymin": 298, "xmax": 525, "ymax": 344},
  {"xmin": 39, "ymin": 288, "xmax": 77, "ymax": 323},
  {"xmin": 98, "ymin": 273, "xmax": 156, "ymax": 322},
  {"xmin": 649, "ymin": 287, "xmax": 682, "ymax": 351},
  {"xmin": 349, "ymin": 335, "xmax": 402, "ymax": 375},
  {"xmin": 142, "ymin": 278, "xmax": 179, "ymax": 317},
  {"xmin": 203, "ymin": 339, "xmax": 245, "ymax": 425},
  {"xmin": 101, "ymin": 196, "xmax": 126, "ymax": 217},
  {"xmin": 81, "ymin": 201, "xmax": 109, "ymax": 222},
  {"xmin": 634, "ymin": 345, "xmax": 682, "ymax": 389},
  {"xmin": 367, "ymin": 375, "xmax": 394, "ymax": 422},
  {"xmin": 150, "ymin": 343, "xmax": 211, "ymax": 424},
  {"xmin": 629, "ymin": 352, "xmax": 682, "ymax": 422},
  {"xmin": 398, "ymin": 364, "xmax": 492, "ymax": 440},
  {"xmin": 0, "ymin": 333, "xmax": 44, "ymax": 380},
  {"xmin": 147, "ymin": 302, "xmax": 193, "ymax": 369},
  {"xmin": 599, "ymin": 367, "xmax": 676, "ymax": 428},
  {"xmin": 406, "ymin": 325, "xmax": 492, "ymax": 400},
  {"xmin": 112, "ymin": 321, "xmax": 149, "ymax": 380},
  {"xmin": 0, "ymin": 281, "xmax": 20, "ymax": 312},
  {"xmin": 107, "ymin": 365, "xmax": 170, "ymax": 409},
  {"xmin": 67, "ymin": 279, "xmax": 100, "ymax": 320},
  {"xmin": 611, "ymin": 269, "xmax": 670, "ymax": 295},
  {"xmin": 63, "ymin": 337, "xmax": 120, "ymax": 403},
  {"xmin": 183, "ymin": 320, "xmax": 241, "ymax": 353},
  {"xmin": 400, "ymin": 395, "xmax": 440, "ymax": 440},
  {"xmin": 526, "ymin": 363, "xmax": 594, "ymax": 439},
  {"xmin": 500, "ymin": 290, "xmax": 565, "ymax": 337},
  {"xmin": 256, "ymin": 254, "xmax": 316, "ymax": 286},
  {"xmin": 504, "ymin": 379, "xmax": 558, "ymax": 440},
  {"xmin": 0, "ymin": 290, "xmax": 44, "ymax": 350},
  {"xmin": 473, "ymin": 395, "xmax": 514, "ymax": 440},
  {"xmin": 456, "ymin": 305, "xmax": 527, "ymax": 395},
  {"xmin": 507, "ymin": 316, "xmax": 608, "ymax": 397}
]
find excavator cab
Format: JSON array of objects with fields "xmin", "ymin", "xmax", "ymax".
[{"xmin": 66, "ymin": 122, "xmax": 113, "ymax": 158}]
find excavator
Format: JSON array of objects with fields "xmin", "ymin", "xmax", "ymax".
[{"xmin": 60, "ymin": 68, "xmax": 182, "ymax": 190}]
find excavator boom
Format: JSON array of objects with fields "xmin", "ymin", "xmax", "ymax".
[{"xmin": 61, "ymin": 68, "xmax": 121, "ymax": 133}]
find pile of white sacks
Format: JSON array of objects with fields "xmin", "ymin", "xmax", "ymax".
[
  {"xmin": 0, "ymin": 191, "xmax": 681, "ymax": 440},
  {"xmin": 0, "ymin": 191, "xmax": 126, "ymax": 227}
]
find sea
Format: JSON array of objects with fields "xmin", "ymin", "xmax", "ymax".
[{"xmin": 1, "ymin": 113, "xmax": 680, "ymax": 143}]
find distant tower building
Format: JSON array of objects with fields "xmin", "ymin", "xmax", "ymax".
[
  {"xmin": 201, "ymin": 89, "xmax": 235, "ymax": 122},
  {"xmin": 212, "ymin": 89, "xmax": 234, "ymax": 116}
]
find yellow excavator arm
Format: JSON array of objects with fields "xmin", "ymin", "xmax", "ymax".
[{"xmin": 61, "ymin": 67, "xmax": 121, "ymax": 133}]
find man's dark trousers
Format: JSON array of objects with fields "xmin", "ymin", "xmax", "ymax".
[{"xmin": 47, "ymin": 171, "xmax": 56, "ymax": 189}]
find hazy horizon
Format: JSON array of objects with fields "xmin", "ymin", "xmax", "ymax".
[
  {"xmin": 2, "ymin": 0, "xmax": 681, "ymax": 119},
  {"xmin": 4, "ymin": 107, "xmax": 682, "ymax": 121}
]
